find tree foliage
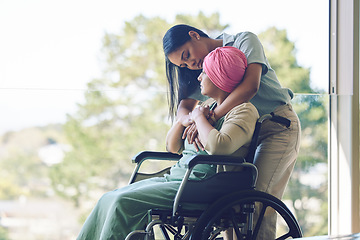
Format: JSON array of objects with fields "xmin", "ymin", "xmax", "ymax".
[
  {"xmin": 49, "ymin": 13, "xmax": 228, "ymax": 207},
  {"xmin": 0, "ymin": 126, "xmax": 64, "ymax": 200},
  {"xmin": 259, "ymin": 27, "xmax": 313, "ymax": 93}
]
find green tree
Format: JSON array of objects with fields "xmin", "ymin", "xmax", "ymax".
[
  {"xmin": 49, "ymin": 13, "xmax": 228, "ymax": 207},
  {"xmin": 0, "ymin": 127, "xmax": 59, "ymax": 200},
  {"xmin": 259, "ymin": 27, "xmax": 313, "ymax": 93}
]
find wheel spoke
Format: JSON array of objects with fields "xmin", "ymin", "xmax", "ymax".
[
  {"xmin": 253, "ymin": 202, "xmax": 268, "ymax": 239},
  {"xmin": 229, "ymin": 208, "xmax": 244, "ymax": 239},
  {"xmin": 276, "ymin": 232, "xmax": 292, "ymax": 240}
]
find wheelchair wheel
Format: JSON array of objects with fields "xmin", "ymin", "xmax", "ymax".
[{"xmin": 191, "ymin": 190, "xmax": 302, "ymax": 240}]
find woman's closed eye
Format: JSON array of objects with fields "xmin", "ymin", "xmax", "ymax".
[
  {"xmin": 178, "ymin": 50, "xmax": 191, "ymax": 68},
  {"xmin": 185, "ymin": 51, "xmax": 190, "ymax": 60},
  {"xmin": 181, "ymin": 50, "xmax": 190, "ymax": 61}
]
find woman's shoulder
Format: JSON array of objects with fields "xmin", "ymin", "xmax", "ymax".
[
  {"xmin": 219, "ymin": 31, "xmax": 257, "ymax": 39},
  {"xmin": 226, "ymin": 102, "xmax": 259, "ymax": 119},
  {"xmin": 218, "ymin": 31, "xmax": 259, "ymax": 46},
  {"xmin": 235, "ymin": 31, "xmax": 258, "ymax": 38},
  {"xmin": 231, "ymin": 102, "xmax": 258, "ymax": 112}
]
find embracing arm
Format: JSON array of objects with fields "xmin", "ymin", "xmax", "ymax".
[
  {"xmin": 190, "ymin": 106, "xmax": 214, "ymax": 147},
  {"xmin": 167, "ymin": 98, "xmax": 200, "ymax": 152},
  {"xmin": 176, "ymin": 98, "xmax": 199, "ymax": 120},
  {"xmin": 213, "ymin": 63, "xmax": 262, "ymax": 120},
  {"xmin": 166, "ymin": 113, "xmax": 194, "ymax": 154}
]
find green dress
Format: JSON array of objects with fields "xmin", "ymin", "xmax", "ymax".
[{"xmin": 77, "ymin": 120, "xmax": 224, "ymax": 240}]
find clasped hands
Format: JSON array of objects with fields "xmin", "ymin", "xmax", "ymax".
[{"xmin": 179, "ymin": 105, "xmax": 214, "ymax": 151}]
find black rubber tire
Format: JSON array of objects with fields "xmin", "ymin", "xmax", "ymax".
[{"xmin": 191, "ymin": 190, "xmax": 302, "ymax": 240}]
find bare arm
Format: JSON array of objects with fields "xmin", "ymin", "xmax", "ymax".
[
  {"xmin": 176, "ymin": 98, "xmax": 199, "ymax": 120},
  {"xmin": 191, "ymin": 107, "xmax": 213, "ymax": 147},
  {"xmin": 213, "ymin": 63, "xmax": 262, "ymax": 120},
  {"xmin": 166, "ymin": 114, "xmax": 192, "ymax": 153},
  {"xmin": 166, "ymin": 98, "xmax": 199, "ymax": 153}
]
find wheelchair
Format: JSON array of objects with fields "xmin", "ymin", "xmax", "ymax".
[{"xmin": 125, "ymin": 114, "xmax": 302, "ymax": 240}]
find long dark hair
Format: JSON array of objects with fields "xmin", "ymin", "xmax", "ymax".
[{"xmin": 163, "ymin": 24, "xmax": 209, "ymax": 120}]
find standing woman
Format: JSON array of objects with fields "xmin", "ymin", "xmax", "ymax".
[{"xmin": 163, "ymin": 24, "xmax": 301, "ymax": 239}]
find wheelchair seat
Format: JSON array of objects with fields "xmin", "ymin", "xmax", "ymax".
[
  {"xmin": 178, "ymin": 164, "xmax": 256, "ymax": 204},
  {"xmin": 125, "ymin": 114, "xmax": 302, "ymax": 240}
]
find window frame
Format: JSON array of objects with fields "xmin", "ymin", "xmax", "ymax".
[{"xmin": 329, "ymin": 0, "xmax": 360, "ymax": 234}]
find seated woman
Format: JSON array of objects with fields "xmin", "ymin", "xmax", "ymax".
[{"xmin": 76, "ymin": 46, "xmax": 259, "ymax": 240}]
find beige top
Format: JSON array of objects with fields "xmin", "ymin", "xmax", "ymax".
[
  {"xmin": 205, "ymin": 101, "xmax": 259, "ymax": 155},
  {"xmin": 203, "ymin": 99, "xmax": 259, "ymax": 172}
]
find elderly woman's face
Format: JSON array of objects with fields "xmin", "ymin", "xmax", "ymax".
[
  {"xmin": 197, "ymin": 70, "xmax": 218, "ymax": 97},
  {"xmin": 167, "ymin": 32, "xmax": 209, "ymax": 70}
]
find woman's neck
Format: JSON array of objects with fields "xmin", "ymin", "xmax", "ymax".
[
  {"xmin": 213, "ymin": 91, "xmax": 229, "ymax": 107},
  {"xmin": 207, "ymin": 38, "xmax": 223, "ymax": 52}
]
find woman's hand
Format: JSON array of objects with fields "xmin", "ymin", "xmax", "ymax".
[
  {"xmin": 166, "ymin": 113, "xmax": 194, "ymax": 154},
  {"xmin": 191, "ymin": 105, "xmax": 210, "ymax": 121},
  {"xmin": 178, "ymin": 113, "xmax": 194, "ymax": 128},
  {"xmin": 183, "ymin": 123, "xmax": 203, "ymax": 151},
  {"xmin": 182, "ymin": 106, "xmax": 210, "ymax": 151}
]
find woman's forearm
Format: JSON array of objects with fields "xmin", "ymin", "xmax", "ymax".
[
  {"xmin": 213, "ymin": 63, "xmax": 262, "ymax": 120},
  {"xmin": 176, "ymin": 98, "xmax": 199, "ymax": 120},
  {"xmin": 193, "ymin": 114, "xmax": 214, "ymax": 147},
  {"xmin": 166, "ymin": 119, "xmax": 186, "ymax": 153}
]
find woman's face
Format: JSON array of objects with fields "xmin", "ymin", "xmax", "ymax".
[
  {"xmin": 197, "ymin": 71, "xmax": 218, "ymax": 97},
  {"xmin": 167, "ymin": 31, "xmax": 210, "ymax": 70}
]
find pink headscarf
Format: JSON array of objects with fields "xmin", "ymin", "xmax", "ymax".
[{"xmin": 203, "ymin": 46, "xmax": 248, "ymax": 93}]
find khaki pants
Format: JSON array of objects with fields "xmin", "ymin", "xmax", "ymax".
[
  {"xmin": 255, "ymin": 103, "xmax": 301, "ymax": 239},
  {"xmin": 225, "ymin": 103, "xmax": 301, "ymax": 240}
]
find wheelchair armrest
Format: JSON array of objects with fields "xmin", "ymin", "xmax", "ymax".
[
  {"xmin": 132, "ymin": 151, "xmax": 182, "ymax": 164},
  {"xmin": 183, "ymin": 154, "xmax": 246, "ymax": 169},
  {"xmin": 129, "ymin": 151, "xmax": 182, "ymax": 185}
]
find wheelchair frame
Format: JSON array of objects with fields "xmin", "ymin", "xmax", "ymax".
[{"xmin": 125, "ymin": 114, "xmax": 302, "ymax": 240}]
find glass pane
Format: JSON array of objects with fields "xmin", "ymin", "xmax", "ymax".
[
  {"xmin": 281, "ymin": 94, "xmax": 329, "ymax": 236},
  {"xmin": 0, "ymin": 0, "xmax": 329, "ymax": 239}
]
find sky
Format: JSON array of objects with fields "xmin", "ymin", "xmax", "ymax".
[{"xmin": 0, "ymin": 0, "xmax": 329, "ymax": 134}]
